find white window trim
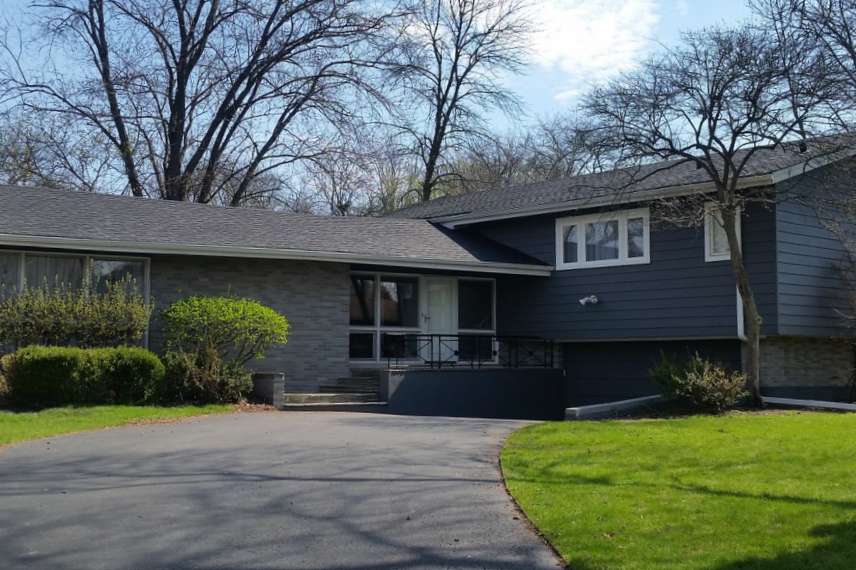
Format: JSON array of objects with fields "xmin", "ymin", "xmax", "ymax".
[
  {"xmin": 555, "ymin": 207, "xmax": 651, "ymax": 270},
  {"xmin": 704, "ymin": 203, "xmax": 742, "ymax": 262}
]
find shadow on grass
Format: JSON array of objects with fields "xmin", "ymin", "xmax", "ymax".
[{"xmin": 713, "ymin": 521, "xmax": 856, "ymax": 570}]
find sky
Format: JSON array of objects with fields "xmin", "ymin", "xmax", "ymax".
[
  {"xmin": 505, "ymin": 0, "xmax": 752, "ymax": 126},
  {"xmin": 3, "ymin": 0, "xmax": 753, "ymax": 131}
]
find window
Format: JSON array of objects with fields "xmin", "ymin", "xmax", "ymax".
[
  {"xmin": 556, "ymin": 208, "xmax": 650, "ymax": 270},
  {"xmin": 24, "ymin": 254, "xmax": 85, "ymax": 290},
  {"xmin": 380, "ymin": 277, "xmax": 418, "ymax": 327},
  {"xmin": 349, "ymin": 272, "xmax": 497, "ymax": 363},
  {"xmin": 92, "ymin": 258, "xmax": 145, "ymax": 293},
  {"xmin": 0, "ymin": 253, "xmax": 19, "ymax": 295},
  {"xmin": 349, "ymin": 332, "xmax": 375, "ymax": 359},
  {"xmin": 585, "ymin": 220, "xmax": 619, "ymax": 261},
  {"xmin": 0, "ymin": 251, "xmax": 148, "ymax": 296},
  {"xmin": 705, "ymin": 203, "xmax": 741, "ymax": 262},
  {"xmin": 349, "ymin": 273, "xmax": 422, "ymax": 362},
  {"xmin": 458, "ymin": 280, "xmax": 494, "ymax": 330},
  {"xmin": 349, "ymin": 276, "xmax": 376, "ymax": 326}
]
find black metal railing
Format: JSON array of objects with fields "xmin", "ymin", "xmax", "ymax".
[{"xmin": 383, "ymin": 333, "xmax": 554, "ymax": 369}]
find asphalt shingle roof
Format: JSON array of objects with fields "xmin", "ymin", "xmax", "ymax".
[
  {"xmin": 392, "ymin": 142, "xmax": 839, "ymax": 222},
  {"xmin": 0, "ymin": 185, "xmax": 546, "ymax": 271}
]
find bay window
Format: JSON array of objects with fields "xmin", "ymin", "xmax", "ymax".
[{"xmin": 556, "ymin": 208, "xmax": 650, "ymax": 270}]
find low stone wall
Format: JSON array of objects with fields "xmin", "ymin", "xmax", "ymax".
[
  {"xmin": 760, "ymin": 337, "xmax": 855, "ymax": 402},
  {"xmin": 381, "ymin": 367, "xmax": 566, "ymax": 420}
]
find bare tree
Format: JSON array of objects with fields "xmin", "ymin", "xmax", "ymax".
[
  {"xmin": 0, "ymin": 109, "xmax": 115, "ymax": 192},
  {"xmin": 431, "ymin": 114, "xmax": 618, "ymax": 195},
  {"xmin": 387, "ymin": 0, "xmax": 531, "ymax": 202},
  {"xmin": 1, "ymin": 0, "xmax": 396, "ymax": 205},
  {"xmin": 584, "ymin": 25, "xmax": 832, "ymax": 402}
]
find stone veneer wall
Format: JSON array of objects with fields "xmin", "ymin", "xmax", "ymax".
[
  {"xmin": 148, "ymin": 255, "xmax": 350, "ymax": 392},
  {"xmin": 760, "ymin": 336, "xmax": 855, "ymax": 402}
]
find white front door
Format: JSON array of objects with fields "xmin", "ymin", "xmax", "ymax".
[{"xmin": 421, "ymin": 277, "xmax": 458, "ymax": 362}]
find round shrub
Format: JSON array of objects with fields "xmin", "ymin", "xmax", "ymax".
[
  {"xmin": 3, "ymin": 346, "xmax": 165, "ymax": 408},
  {"xmin": 163, "ymin": 296, "xmax": 289, "ymax": 367},
  {"xmin": 161, "ymin": 296, "xmax": 288, "ymax": 403}
]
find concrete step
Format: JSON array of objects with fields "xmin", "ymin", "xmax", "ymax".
[
  {"xmin": 283, "ymin": 392, "xmax": 381, "ymax": 405},
  {"xmin": 317, "ymin": 376, "xmax": 381, "ymax": 395},
  {"xmin": 319, "ymin": 383, "xmax": 379, "ymax": 395},
  {"xmin": 280, "ymin": 402, "xmax": 389, "ymax": 412}
]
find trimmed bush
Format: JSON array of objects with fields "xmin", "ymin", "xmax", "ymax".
[
  {"xmin": 163, "ymin": 296, "xmax": 289, "ymax": 367},
  {"xmin": 2, "ymin": 346, "xmax": 165, "ymax": 408},
  {"xmin": 651, "ymin": 352, "xmax": 748, "ymax": 413},
  {"xmin": 161, "ymin": 296, "xmax": 288, "ymax": 403},
  {"xmin": 0, "ymin": 280, "xmax": 152, "ymax": 349}
]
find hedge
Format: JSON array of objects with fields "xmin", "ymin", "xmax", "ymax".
[
  {"xmin": 0, "ymin": 346, "xmax": 165, "ymax": 408},
  {"xmin": 0, "ymin": 280, "xmax": 151, "ymax": 349}
]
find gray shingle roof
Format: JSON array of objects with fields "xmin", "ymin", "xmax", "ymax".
[
  {"xmin": 0, "ymin": 185, "xmax": 547, "ymax": 273},
  {"xmin": 392, "ymin": 142, "xmax": 842, "ymax": 223}
]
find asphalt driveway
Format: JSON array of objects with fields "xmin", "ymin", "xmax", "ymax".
[{"xmin": 0, "ymin": 411, "xmax": 560, "ymax": 569}]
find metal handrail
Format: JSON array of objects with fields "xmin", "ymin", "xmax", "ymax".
[{"xmin": 383, "ymin": 333, "xmax": 554, "ymax": 369}]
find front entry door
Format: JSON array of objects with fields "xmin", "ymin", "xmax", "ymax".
[{"xmin": 421, "ymin": 277, "xmax": 458, "ymax": 362}]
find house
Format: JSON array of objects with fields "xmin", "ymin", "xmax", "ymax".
[{"xmin": 0, "ymin": 141, "xmax": 853, "ymax": 416}]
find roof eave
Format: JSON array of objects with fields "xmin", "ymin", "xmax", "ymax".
[
  {"xmin": 0, "ymin": 234, "xmax": 553, "ymax": 277},
  {"xmin": 436, "ymin": 174, "xmax": 776, "ymax": 228}
]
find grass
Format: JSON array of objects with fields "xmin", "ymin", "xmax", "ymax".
[
  {"xmin": 501, "ymin": 412, "xmax": 856, "ymax": 570},
  {"xmin": 0, "ymin": 404, "xmax": 233, "ymax": 447}
]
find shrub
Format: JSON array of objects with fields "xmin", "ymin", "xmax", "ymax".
[
  {"xmin": 161, "ymin": 348, "xmax": 252, "ymax": 404},
  {"xmin": 651, "ymin": 352, "xmax": 748, "ymax": 413},
  {"xmin": 163, "ymin": 296, "xmax": 289, "ymax": 367},
  {"xmin": 0, "ymin": 279, "xmax": 152, "ymax": 349},
  {"xmin": 3, "ymin": 345, "xmax": 165, "ymax": 408},
  {"xmin": 161, "ymin": 296, "xmax": 288, "ymax": 403}
]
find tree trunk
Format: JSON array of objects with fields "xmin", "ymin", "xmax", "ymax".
[{"xmin": 722, "ymin": 205, "xmax": 763, "ymax": 405}]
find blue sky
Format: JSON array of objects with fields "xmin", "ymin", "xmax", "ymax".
[
  {"xmin": 504, "ymin": 0, "xmax": 752, "ymax": 126},
  {"xmin": 5, "ymin": 0, "xmax": 752, "ymax": 131}
]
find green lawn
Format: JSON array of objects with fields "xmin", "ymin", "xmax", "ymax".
[
  {"xmin": 0, "ymin": 404, "xmax": 233, "ymax": 447},
  {"xmin": 501, "ymin": 412, "xmax": 856, "ymax": 570}
]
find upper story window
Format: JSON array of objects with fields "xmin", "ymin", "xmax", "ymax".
[
  {"xmin": 555, "ymin": 208, "xmax": 650, "ymax": 270},
  {"xmin": 704, "ymin": 203, "xmax": 741, "ymax": 262}
]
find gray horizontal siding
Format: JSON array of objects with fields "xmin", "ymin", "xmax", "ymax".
[
  {"xmin": 774, "ymin": 171, "xmax": 851, "ymax": 337},
  {"xmin": 477, "ymin": 204, "xmax": 777, "ymax": 340}
]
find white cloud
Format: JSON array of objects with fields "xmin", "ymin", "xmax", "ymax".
[{"xmin": 528, "ymin": 0, "xmax": 661, "ymax": 100}]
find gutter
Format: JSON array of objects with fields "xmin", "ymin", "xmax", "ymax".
[{"xmin": 0, "ymin": 233, "xmax": 553, "ymax": 277}]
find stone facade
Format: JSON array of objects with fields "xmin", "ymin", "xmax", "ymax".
[
  {"xmin": 148, "ymin": 255, "xmax": 350, "ymax": 392},
  {"xmin": 759, "ymin": 336, "xmax": 855, "ymax": 401}
]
